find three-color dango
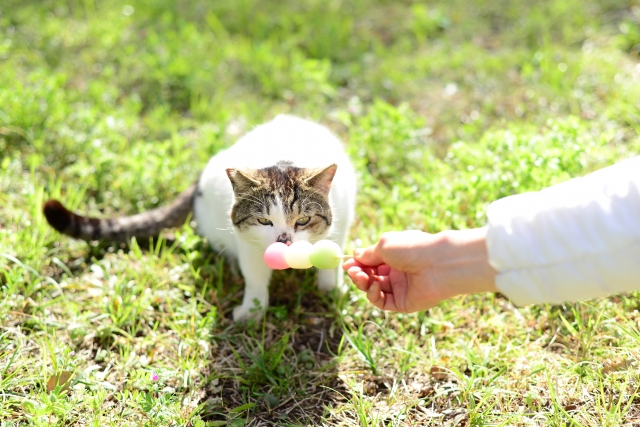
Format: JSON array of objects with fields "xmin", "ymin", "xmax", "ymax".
[{"xmin": 263, "ymin": 239, "xmax": 345, "ymax": 270}]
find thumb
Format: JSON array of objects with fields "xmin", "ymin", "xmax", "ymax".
[{"xmin": 353, "ymin": 243, "xmax": 384, "ymax": 267}]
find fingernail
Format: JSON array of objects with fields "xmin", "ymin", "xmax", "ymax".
[{"xmin": 354, "ymin": 249, "xmax": 363, "ymax": 258}]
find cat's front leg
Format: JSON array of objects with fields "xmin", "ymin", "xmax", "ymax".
[
  {"xmin": 233, "ymin": 241, "xmax": 272, "ymax": 322},
  {"xmin": 318, "ymin": 233, "xmax": 349, "ymax": 294},
  {"xmin": 317, "ymin": 266, "xmax": 347, "ymax": 294}
]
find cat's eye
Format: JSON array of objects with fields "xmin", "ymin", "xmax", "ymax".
[
  {"xmin": 257, "ymin": 218, "xmax": 273, "ymax": 226},
  {"xmin": 295, "ymin": 216, "xmax": 311, "ymax": 226}
]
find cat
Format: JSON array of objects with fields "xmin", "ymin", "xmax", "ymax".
[{"xmin": 43, "ymin": 115, "xmax": 357, "ymax": 321}]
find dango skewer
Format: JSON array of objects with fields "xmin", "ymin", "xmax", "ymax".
[{"xmin": 263, "ymin": 239, "xmax": 352, "ymax": 270}]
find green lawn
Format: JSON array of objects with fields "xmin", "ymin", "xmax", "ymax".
[{"xmin": 2, "ymin": 0, "xmax": 640, "ymax": 425}]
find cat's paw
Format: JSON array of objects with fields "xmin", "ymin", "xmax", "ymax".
[{"xmin": 232, "ymin": 303, "xmax": 265, "ymax": 322}]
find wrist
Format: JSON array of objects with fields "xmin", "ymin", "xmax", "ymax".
[{"xmin": 435, "ymin": 227, "xmax": 498, "ymax": 296}]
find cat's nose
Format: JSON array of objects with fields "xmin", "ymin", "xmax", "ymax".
[{"xmin": 276, "ymin": 233, "xmax": 292, "ymax": 246}]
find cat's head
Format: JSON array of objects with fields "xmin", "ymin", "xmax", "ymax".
[{"xmin": 226, "ymin": 161, "xmax": 336, "ymax": 249}]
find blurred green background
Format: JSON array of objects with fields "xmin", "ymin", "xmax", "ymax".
[
  {"xmin": 3, "ymin": 0, "xmax": 640, "ymax": 425},
  {"xmin": 3, "ymin": 0, "xmax": 640, "ymax": 238}
]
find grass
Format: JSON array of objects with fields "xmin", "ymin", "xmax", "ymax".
[{"xmin": 2, "ymin": 0, "xmax": 640, "ymax": 425}]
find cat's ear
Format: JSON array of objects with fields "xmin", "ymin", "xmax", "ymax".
[
  {"xmin": 304, "ymin": 164, "xmax": 337, "ymax": 195},
  {"xmin": 226, "ymin": 168, "xmax": 261, "ymax": 192}
]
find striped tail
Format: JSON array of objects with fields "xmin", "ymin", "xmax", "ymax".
[{"xmin": 43, "ymin": 182, "xmax": 198, "ymax": 242}]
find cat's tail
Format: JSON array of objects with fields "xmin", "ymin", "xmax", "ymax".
[{"xmin": 42, "ymin": 181, "xmax": 198, "ymax": 242}]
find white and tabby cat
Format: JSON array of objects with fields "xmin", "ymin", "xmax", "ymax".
[{"xmin": 43, "ymin": 115, "xmax": 357, "ymax": 321}]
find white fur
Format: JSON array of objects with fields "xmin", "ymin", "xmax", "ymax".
[{"xmin": 193, "ymin": 115, "xmax": 356, "ymax": 321}]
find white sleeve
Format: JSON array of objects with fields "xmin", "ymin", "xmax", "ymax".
[{"xmin": 485, "ymin": 155, "xmax": 640, "ymax": 306}]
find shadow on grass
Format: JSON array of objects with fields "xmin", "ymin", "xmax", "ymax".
[{"xmin": 200, "ymin": 267, "xmax": 348, "ymax": 425}]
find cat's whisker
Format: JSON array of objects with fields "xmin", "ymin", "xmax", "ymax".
[
  {"xmin": 298, "ymin": 186, "xmax": 324, "ymax": 210},
  {"xmin": 237, "ymin": 193, "xmax": 268, "ymax": 207},
  {"xmin": 234, "ymin": 195, "xmax": 269, "ymax": 211},
  {"xmin": 301, "ymin": 201, "xmax": 325, "ymax": 214}
]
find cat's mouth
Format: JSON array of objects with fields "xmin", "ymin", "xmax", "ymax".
[{"xmin": 276, "ymin": 232, "xmax": 292, "ymax": 246}]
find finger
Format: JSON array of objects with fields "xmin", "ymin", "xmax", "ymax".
[
  {"xmin": 347, "ymin": 267, "xmax": 373, "ymax": 291},
  {"xmin": 350, "ymin": 265, "xmax": 380, "ymax": 288},
  {"xmin": 367, "ymin": 281, "xmax": 399, "ymax": 312},
  {"xmin": 366, "ymin": 280, "xmax": 385, "ymax": 309},
  {"xmin": 388, "ymin": 269, "xmax": 409, "ymax": 312},
  {"xmin": 372, "ymin": 274, "xmax": 392, "ymax": 292},
  {"xmin": 380, "ymin": 291, "xmax": 399, "ymax": 312},
  {"xmin": 343, "ymin": 258, "xmax": 381, "ymax": 271},
  {"xmin": 377, "ymin": 264, "xmax": 391, "ymax": 276},
  {"xmin": 347, "ymin": 267, "xmax": 369, "ymax": 291},
  {"xmin": 347, "ymin": 264, "xmax": 378, "ymax": 277},
  {"xmin": 342, "ymin": 258, "xmax": 359, "ymax": 270},
  {"xmin": 353, "ymin": 244, "xmax": 384, "ymax": 267}
]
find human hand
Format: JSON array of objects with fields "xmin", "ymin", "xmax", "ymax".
[{"xmin": 343, "ymin": 229, "xmax": 497, "ymax": 313}]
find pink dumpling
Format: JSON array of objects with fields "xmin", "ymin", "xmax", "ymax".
[{"xmin": 263, "ymin": 242, "xmax": 290, "ymax": 270}]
